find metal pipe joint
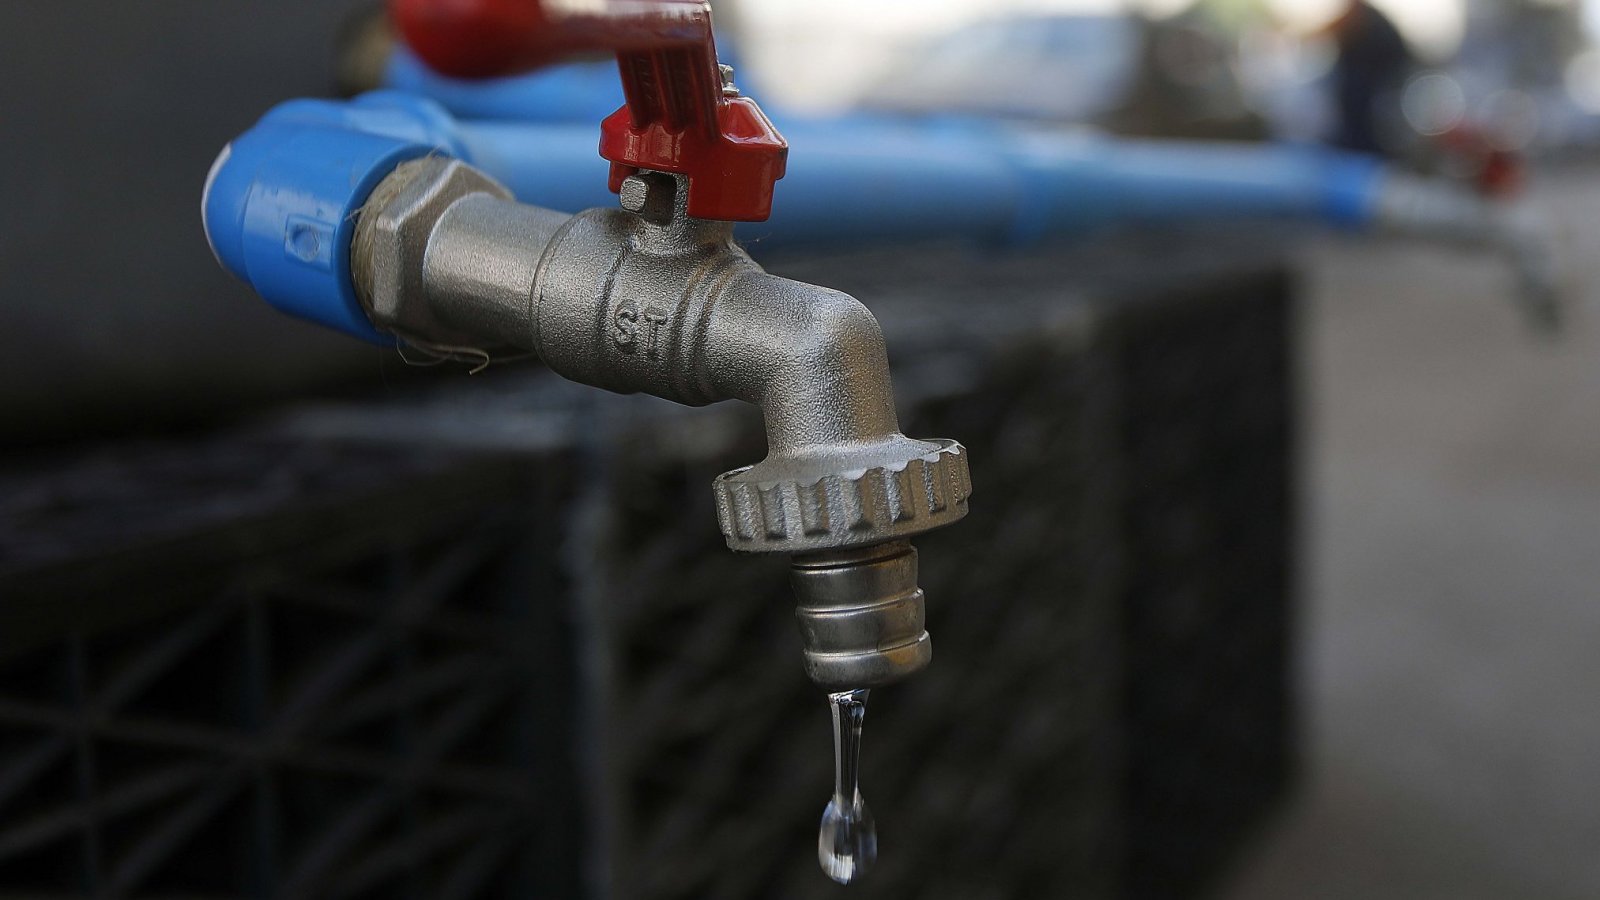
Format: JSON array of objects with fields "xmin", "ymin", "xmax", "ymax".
[
  {"xmin": 352, "ymin": 156, "xmax": 971, "ymax": 690},
  {"xmin": 1373, "ymin": 173, "xmax": 1562, "ymax": 331}
]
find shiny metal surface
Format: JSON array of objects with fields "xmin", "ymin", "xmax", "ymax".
[
  {"xmin": 791, "ymin": 541, "xmax": 931, "ymax": 690},
  {"xmin": 350, "ymin": 159, "xmax": 971, "ymax": 689}
]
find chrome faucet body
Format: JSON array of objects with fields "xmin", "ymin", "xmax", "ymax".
[{"xmin": 347, "ymin": 156, "xmax": 971, "ymax": 689}]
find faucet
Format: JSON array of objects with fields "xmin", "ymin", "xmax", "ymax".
[{"xmin": 201, "ymin": 1, "xmax": 971, "ymax": 693}]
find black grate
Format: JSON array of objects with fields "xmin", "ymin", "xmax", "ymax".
[
  {"xmin": 1, "ymin": 238, "xmax": 1297, "ymax": 899},
  {"xmin": 0, "ymin": 442, "xmax": 585, "ymax": 899},
  {"xmin": 1110, "ymin": 270, "xmax": 1298, "ymax": 898}
]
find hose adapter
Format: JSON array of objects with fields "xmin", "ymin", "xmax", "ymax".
[{"xmin": 716, "ymin": 439, "xmax": 971, "ymax": 691}]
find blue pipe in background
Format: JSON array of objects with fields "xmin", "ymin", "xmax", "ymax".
[
  {"xmin": 378, "ymin": 50, "xmax": 1387, "ymax": 240},
  {"xmin": 204, "ymin": 92, "xmax": 1388, "ymax": 339},
  {"xmin": 450, "ymin": 109, "xmax": 1386, "ymax": 246},
  {"xmin": 201, "ymin": 95, "xmax": 463, "ymax": 340}
]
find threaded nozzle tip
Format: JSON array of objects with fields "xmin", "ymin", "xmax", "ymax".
[{"xmin": 790, "ymin": 540, "xmax": 932, "ymax": 691}]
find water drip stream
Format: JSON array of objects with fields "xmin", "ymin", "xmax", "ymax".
[{"xmin": 817, "ymin": 689, "xmax": 877, "ymax": 884}]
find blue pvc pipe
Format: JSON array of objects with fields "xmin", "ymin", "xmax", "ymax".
[
  {"xmin": 446, "ymin": 112, "xmax": 1386, "ymax": 247},
  {"xmin": 381, "ymin": 51, "xmax": 1388, "ymax": 242},
  {"xmin": 206, "ymin": 91, "xmax": 1390, "ymax": 342},
  {"xmin": 201, "ymin": 94, "xmax": 467, "ymax": 340}
]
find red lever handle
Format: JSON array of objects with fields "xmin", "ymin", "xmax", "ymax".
[{"xmin": 390, "ymin": 0, "xmax": 788, "ymax": 221}]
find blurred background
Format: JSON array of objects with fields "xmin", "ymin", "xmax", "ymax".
[{"xmin": 2, "ymin": 0, "xmax": 1598, "ymax": 897}]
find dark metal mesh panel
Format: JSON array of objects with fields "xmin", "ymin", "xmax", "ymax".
[
  {"xmin": 1110, "ymin": 271, "xmax": 1298, "ymax": 898},
  {"xmin": 0, "ymin": 441, "xmax": 585, "ymax": 899},
  {"xmin": 586, "ymin": 320, "xmax": 1125, "ymax": 900},
  {"xmin": 0, "ymin": 240, "xmax": 1297, "ymax": 899}
]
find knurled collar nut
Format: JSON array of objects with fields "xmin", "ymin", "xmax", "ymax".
[{"xmin": 713, "ymin": 439, "xmax": 971, "ymax": 555}]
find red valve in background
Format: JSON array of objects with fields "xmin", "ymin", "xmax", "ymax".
[
  {"xmin": 390, "ymin": 0, "xmax": 788, "ymax": 222},
  {"xmin": 1434, "ymin": 124, "xmax": 1525, "ymax": 199}
]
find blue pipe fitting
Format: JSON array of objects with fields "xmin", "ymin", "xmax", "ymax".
[{"xmin": 202, "ymin": 92, "xmax": 469, "ymax": 342}]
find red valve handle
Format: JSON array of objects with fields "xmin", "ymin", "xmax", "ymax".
[{"xmin": 390, "ymin": 0, "xmax": 787, "ymax": 222}]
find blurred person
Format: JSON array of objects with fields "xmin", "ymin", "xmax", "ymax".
[{"xmin": 1322, "ymin": 0, "xmax": 1417, "ymax": 154}]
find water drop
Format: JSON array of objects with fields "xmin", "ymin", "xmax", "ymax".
[{"xmin": 818, "ymin": 689, "xmax": 876, "ymax": 884}]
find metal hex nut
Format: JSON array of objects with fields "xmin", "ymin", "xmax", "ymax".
[{"xmin": 353, "ymin": 156, "xmax": 512, "ymax": 345}]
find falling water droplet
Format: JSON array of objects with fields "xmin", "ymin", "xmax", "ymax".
[{"xmin": 818, "ymin": 689, "xmax": 876, "ymax": 884}]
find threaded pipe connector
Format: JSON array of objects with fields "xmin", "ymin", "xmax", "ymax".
[{"xmin": 790, "ymin": 540, "xmax": 932, "ymax": 691}]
